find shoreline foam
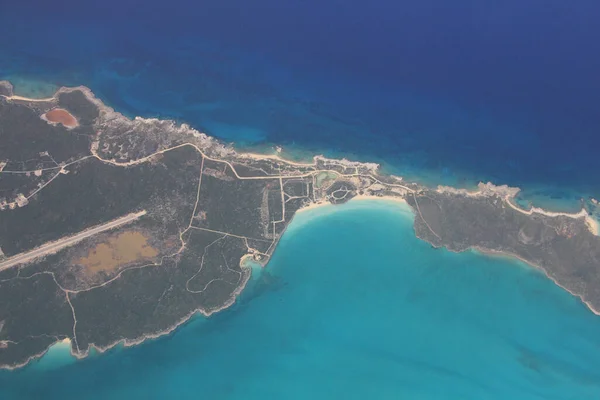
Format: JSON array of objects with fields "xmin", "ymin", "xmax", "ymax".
[
  {"xmin": 437, "ymin": 182, "xmax": 599, "ymax": 236},
  {"xmin": 2, "ymin": 81, "xmax": 599, "ymax": 371}
]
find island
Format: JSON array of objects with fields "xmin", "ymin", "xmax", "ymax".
[{"xmin": 0, "ymin": 80, "xmax": 599, "ymax": 369}]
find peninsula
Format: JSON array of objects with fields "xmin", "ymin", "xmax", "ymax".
[{"xmin": 1, "ymin": 80, "xmax": 599, "ymax": 370}]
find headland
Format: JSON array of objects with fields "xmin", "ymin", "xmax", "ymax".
[{"xmin": 0, "ymin": 80, "xmax": 599, "ymax": 370}]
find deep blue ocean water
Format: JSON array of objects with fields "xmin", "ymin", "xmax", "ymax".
[
  {"xmin": 2, "ymin": 0, "xmax": 600, "ymax": 210},
  {"xmin": 2, "ymin": 2, "xmax": 600, "ymax": 397},
  {"xmin": 1, "ymin": 201, "xmax": 600, "ymax": 399}
]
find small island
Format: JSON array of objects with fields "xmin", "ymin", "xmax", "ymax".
[{"xmin": 0, "ymin": 80, "xmax": 599, "ymax": 370}]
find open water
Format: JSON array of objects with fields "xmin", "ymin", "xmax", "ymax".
[
  {"xmin": 2, "ymin": 2, "xmax": 600, "ymax": 398},
  {"xmin": 1, "ymin": 201, "xmax": 600, "ymax": 399},
  {"xmin": 1, "ymin": 0, "xmax": 600, "ymax": 210}
]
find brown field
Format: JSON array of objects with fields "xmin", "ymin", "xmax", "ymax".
[
  {"xmin": 43, "ymin": 108, "xmax": 79, "ymax": 128},
  {"xmin": 76, "ymin": 231, "xmax": 159, "ymax": 275}
]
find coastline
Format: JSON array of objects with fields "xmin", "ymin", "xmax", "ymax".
[
  {"xmin": 1, "ymin": 256, "xmax": 253, "ymax": 371},
  {"xmin": 4, "ymin": 197, "xmax": 414, "ymax": 370},
  {"xmin": 437, "ymin": 182, "xmax": 599, "ymax": 236},
  {"xmin": 1, "ymin": 80, "xmax": 594, "ymax": 222},
  {"xmin": 296, "ymin": 199, "xmax": 600, "ymax": 319},
  {"xmin": 351, "ymin": 194, "xmax": 409, "ymax": 206},
  {"xmin": 472, "ymin": 247, "xmax": 600, "ymax": 316},
  {"xmin": 504, "ymin": 199, "xmax": 599, "ymax": 237},
  {"xmin": 328, "ymin": 196, "xmax": 600, "ymax": 318},
  {"xmin": 295, "ymin": 194, "xmax": 411, "ymax": 215},
  {"xmin": 2, "ymin": 80, "xmax": 600, "ymax": 371}
]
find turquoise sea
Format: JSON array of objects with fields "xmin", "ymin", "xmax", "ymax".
[{"xmin": 2, "ymin": 200, "xmax": 600, "ymax": 399}]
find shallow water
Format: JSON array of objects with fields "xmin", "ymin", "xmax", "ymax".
[{"xmin": 2, "ymin": 200, "xmax": 600, "ymax": 399}]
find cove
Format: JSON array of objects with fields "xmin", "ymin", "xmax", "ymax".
[{"xmin": 1, "ymin": 200, "xmax": 600, "ymax": 399}]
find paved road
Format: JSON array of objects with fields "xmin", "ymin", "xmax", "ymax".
[{"xmin": 0, "ymin": 210, "xmax": 147, "ymax": 272}]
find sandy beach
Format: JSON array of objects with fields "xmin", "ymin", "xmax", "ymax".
[
  {"xmin": 351, "ymin": 194, "xmax": 409, "ymax": 206},
  {"xmin": 297, "ymin": 193, "xmax": 409, "ymax": 215},
  {"xmin": 240, "ymin": 151, "xmax": 316, "ymax": 167},
  {"xmin": 296, "ymin": 199, "xmax": 330, "ymax": 214},
  {"xmin": 3, "ymin": 94, "xmax": 55, "ymax": 102},
  {"xmin": 505, "ymin": 198, "xmax": 599, "ymax": 236},
  {"xmin": 438, "ymin": 182, "xmax": 599, "ymax": 236}
]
